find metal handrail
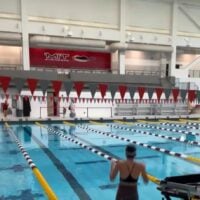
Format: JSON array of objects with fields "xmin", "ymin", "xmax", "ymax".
[
  {"xmin": 40, "ymin": 106, "xmax": 113, "ymax": 118},
  {"xmin": 0, "ymin": 64, "xmax": 23, "ymax": 70},
  {"xmin": 125, "ymin": 69, "xmax": 164, "ymax": 76}
]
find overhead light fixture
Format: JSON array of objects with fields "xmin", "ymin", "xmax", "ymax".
[
  {"xmin": 67, "ymin": 30, "xmax": 73, "ymax": 37},
  {"xmin": 126, "ymin": 32, "xmax": 131, "ymax": 37},
  {"xmin": 80, "ymin": 29, "xmax": 84, "ymax": 38},
  {"xmin": 16, "ymin": 23, "xmax": 19, "ymax": 29},
  {"xmin": 126, "ymin": 32, "xmax": 133, "ymax": 42},
  {"xmin": 184, "ymin": 37, "xmax": 190, "ymax": 46},
  {"xmin": 62, "ymin": 26, "xmax": 73, "ymax": 37},
  {"xmin": 184, "ymin": 37, "xmax": 189, "ymax": 42},
  {"xmin": 62, "ymin": 26, "xmax": 69, "ymax": 33},
  {"xmin": 99, "ymin": 30, "xmax": 102, "ymax": 37},
  {"xmin": 130, "ymin": 36, "xmax": 135, "ymax": 42},
  {"xmin": 42, "ymin": 25, "xmax": 46, "ymax": 32}
]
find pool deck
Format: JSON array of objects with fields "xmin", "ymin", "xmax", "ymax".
[{"xmin": 1, "ymin": 113, "xmax": 200, "ymax": 123}]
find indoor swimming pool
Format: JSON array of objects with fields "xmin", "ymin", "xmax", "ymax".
[{"xmin": 0, "ymin": 119, "xmax": 200, "ymax": 200}]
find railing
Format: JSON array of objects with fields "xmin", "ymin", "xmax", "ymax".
[
  {"xmin": 189, "ymin": 70, "xmax": 200, "ymax": 78},
  {"xmin": 125, "ymin": 69, "xmax": 163, "ymax": 76},
  {"xmin": 175, "ymin": 78, "xmax": 199, "ymax": 90},
  {"xmin": 19, "ymin": 65, "xmax": 169, "ymax": 78},
  {"xmin": 0, "ymin": 64, "xmax": 23, "ymax": 70},
  {"xmin": 115, "ymin": 103, "xmax": 189, "ymax": 116},
  {"xmin": 40, "ymin": 106, "xmax": 112, "ymax": 118},
  {"xmin": 30, "ymin": 67, "xmax": 111, "ymax": 74}
]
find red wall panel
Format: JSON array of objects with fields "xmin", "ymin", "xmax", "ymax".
[{"xmin": 30, "ymin": 48, "xmax": 111, "ymax": 70}]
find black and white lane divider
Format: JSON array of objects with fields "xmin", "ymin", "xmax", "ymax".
[
  {"xmin": 36, "ymin": 122, "xmax": 115, "ymax": 162},
  {"xmin": 108, "ymin": 124, "xmax": 200, "ymax": 148},
  {"xmin": 5, "ymin": 123, "xmax": 36, "ymax": 169},
  {"xmin": 135, "ymin": 122, "xmax": 200, "ymax": 137},
  {"xmin": 77, "ymin": 124, "xmax": 200, "ymax": 166},
  {"xmin": 5, "ymin": 123, "xmax": 58, "ymax": 200},
  {"xmin": 156, "ymin": 122, "xmax": 200, "ymax": 130},
  {"xmin": 185, "ymin": 121, "xmax": 200, "ymax": 127},
  {"xmin": 36, "ymin": 122, "xmax": 161, "ymax": 185}
]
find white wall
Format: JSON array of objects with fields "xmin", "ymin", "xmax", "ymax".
[
  {"xmin": 178, "ymin": 3, "xmax": 200, "ymax": 33},
  {"xmin": 0, "ymin": 0, "xmax": 20, "ymax": 14},
  {"xmin": 27, "ymin": 0, "xmax": 119, "ymax": 27},
  {"xmin": 126, "ymin": 0, "xmax": 171, "ymax": 31},
  {"xmin": 1, "ymin": 0, "xmax": 200, "ymax": 91},
  {"xmin": 1, "ymin": 0, "xmax": 200, "ymax": 45}
]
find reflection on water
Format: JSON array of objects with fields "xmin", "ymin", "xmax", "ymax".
[
  {"xmin": 69, "ymin": 126, "xmax": 76, "ymax": 135},
  {"xmin": 23, "ymin": 126, "xmax": 32, "ymax": 143},
  {"xmin": 48, "ymin": 126, "xmax": 60, "ymax": 149}
]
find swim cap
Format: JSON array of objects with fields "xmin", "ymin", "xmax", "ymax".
[{"xmin": 126, "ymin": 144, "xmax": 136, "ymax": 158}]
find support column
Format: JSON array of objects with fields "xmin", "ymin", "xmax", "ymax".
[
  {"xmin": 170, "ymin": 46, "xmax": 177, "ymax": 77},
  {"xmin": 118, "ymin": 0, "xmax": 126, "ymax": 75},
  {"xmin": 170, "ymin": 0, "xmax": 178, "ymax": 77},
  {"xmin": 160, "ymin": 54, "xmax": 167, "ymax": 78},
  {"xmin": 118, "ymin": 50, "xmax": 125, "ymax": 74},
  {"xmin": 120, "ymin": 0, "xmax": 126, "ymax": 43},
  {"xmin": 111, "ymin": 52, "xmax": 118, "ymax": 74},
  {"xmin": 21, "ymin": 0, "xmax": 30, "ymax": 70}
]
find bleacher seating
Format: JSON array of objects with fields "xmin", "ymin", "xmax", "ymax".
[{"xmin": 115, "ymin": 103, "xmax": 189, "ymax": 116}]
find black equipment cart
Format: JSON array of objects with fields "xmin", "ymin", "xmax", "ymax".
[{"xmin": 157, "ymin": 174, "xmax": 200, "ymax": 200}]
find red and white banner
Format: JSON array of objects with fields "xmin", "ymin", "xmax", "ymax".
[
  {"xmin": 0, "ymin": 76, "xmax": 11, "ymax": 93},
  {"xmin": 30, "ymin": 48, "xmax": 111, "ymax": 70}
]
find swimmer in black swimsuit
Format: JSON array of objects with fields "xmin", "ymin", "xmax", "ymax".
[{"xmin": 110, "ymin": 144, "xmax": 149, "ymax": 200}]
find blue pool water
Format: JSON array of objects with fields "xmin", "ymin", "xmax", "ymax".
[{"xmin": 0, "ymin": 121, "xmax": 200, "ymax": 199}]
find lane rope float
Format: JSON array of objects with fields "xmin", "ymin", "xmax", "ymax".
[
  {"xmin": 36, "ymin": 122, "xmax": 161, "ymax": 185},
  {"xmin": 5, "ymin": 122, "xmax": 58, "ymax": 200},
  {"xmin": 62, "ymin": 121, "xmax": 76, "ymax": 127},
  {"xmin": 113, "ymin": 120, "xmax": 134, "ymax": 125},
  {"xmin": 77, "ymin": 123, "xmax": 200, "ymax": 166},
  {"xmin": 89, "ymin": 121, "xmax": 106, "ymax": 125},
  {"xmin": 158, "ymin": 120, "xmax": 200, "ymax": 130},
  {"xmin": 159, "ymin": 119, "xmax": 185, "ymax": 124},
  {"xmin": 136, "ymin": 120, "xmax": 161, "ymax": 124},
  {"xmin": 108, "ymin": 123, "xmax": 200, "ymax": 148},
  {"xmin": 135, "ymin": 122, "xmax": 200, "ymax": 137}
]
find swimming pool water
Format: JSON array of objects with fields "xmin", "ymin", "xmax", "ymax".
[{"xmin": 0, "ymin": 121, "xmax": 200, "ymax": 199}]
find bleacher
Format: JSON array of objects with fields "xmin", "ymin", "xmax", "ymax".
[{"xmin": 115, "ymin": 103, "xmax": 189, "ymax": 116}]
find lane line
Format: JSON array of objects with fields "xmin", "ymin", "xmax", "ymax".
[
  {"xmin": 25, "ymin": 125, "xmax": 92, "ymax": 200},
  {"xmin": 89, "ymin": 121, "xmax": 106, "ymax": 125},
  {"xmin": 37, "ymin": 122, "xmax": 161, "ymax": 185},
  {"xmin": 78, "ymin": 123, "xmax": 200, "ymax": 166},
  {"xmin": 71, "ymin": 130, "xmax": 161, "ymax": 185},
  {"xmin": 4, "ymin": 123, "xmax": 58, "ymax": 200},
  {"xmin": 135, "ymin": 122, "xmax": 200, "ymax": 137},
  {"xmin": 155, "ymin": 121, "xmax": 200, "ymax": 131},
  {"xmin": 113, "ymin": 120, "xmax": 134, "ymax": 125},
  {"xmin": 109, "ymin": 123, "xmax": 200, "ymax": 148},
  {"xmin": 159, "ymin": 119, "xmax": 185, "ymax": 124},
  {"xmin": 62, "ymin": 121, "xmax": 76, "ymax": 127},
  {"xmin": 136, "ymin": 120, "xmax": 160, "ymax": 124}
]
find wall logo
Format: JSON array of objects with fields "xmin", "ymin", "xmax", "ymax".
[
  {"xmin": 73, "ymin": 55, "xmax": 90, "ymax": 62},
  {"xmin": 30, "ymin": 48, "xmax": 110, "ymax": 69},
  {"xmin": 44, "ymin": 52, "xmax": 70, "ymax": 62}
]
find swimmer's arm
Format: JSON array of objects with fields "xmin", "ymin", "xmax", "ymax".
[
  {"xmin": 141, "ymin": 164, "xmax": 149, "ymax": 184},
  {"xmin": 109, "ymin": 160, "xmax": 119, "ymax": 181}
]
